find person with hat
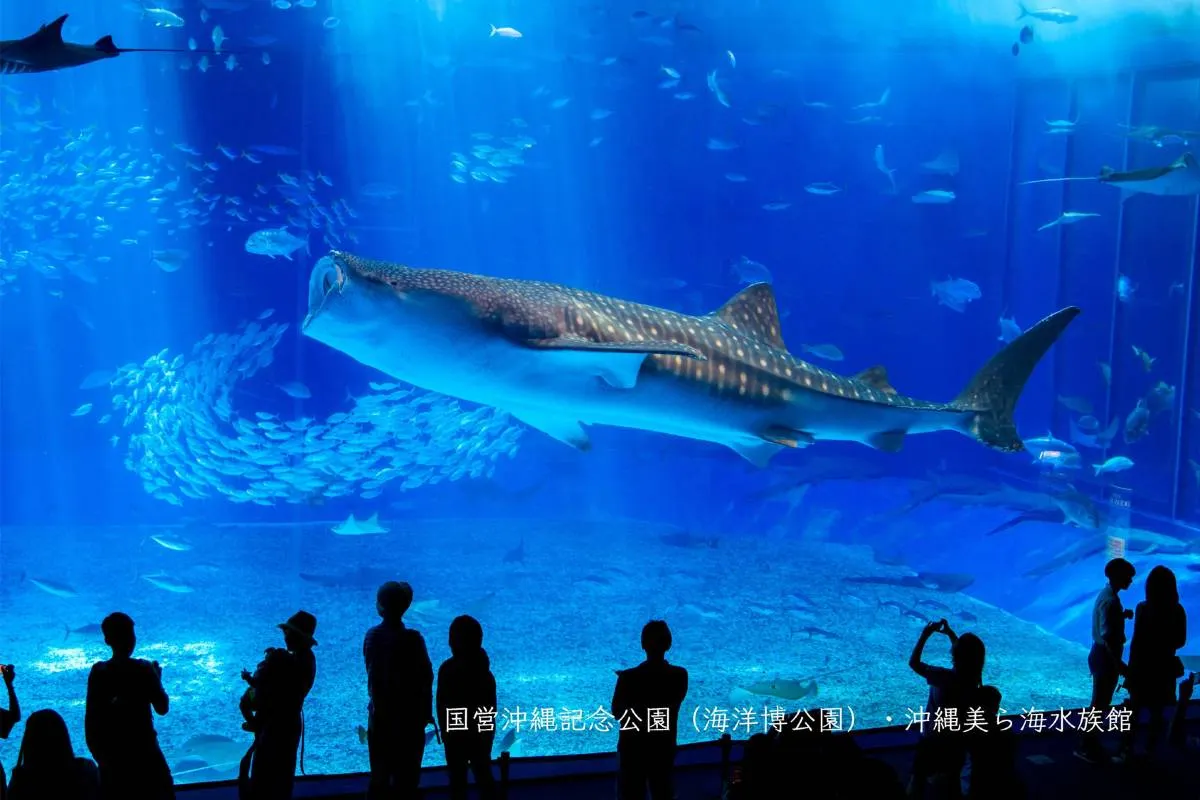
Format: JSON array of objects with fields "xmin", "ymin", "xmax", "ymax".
[
  {"xmin": 238, "ymin": 610, "xmax": 318, "ymax": 800},
  {"xmin": 364, "ymin": 581, "xmax": 434, "ymax": 799}
]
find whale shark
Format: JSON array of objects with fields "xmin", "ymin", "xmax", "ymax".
[
  {"xmin": 0, "ymin": 14, "xmax": 190, "ymax": 75},
  {"xmin": 301, "ymin": 251, "xmax": 1080, "ymax": 466},
  {"xmin": 1019, "ymin": 153, "xmax": 1200, "ymax": 198}
]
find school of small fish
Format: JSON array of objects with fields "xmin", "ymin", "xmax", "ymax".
[
  {"xmin": 79, "ymin": 316, "xmax": 523, "ymax": 507},
  {"xmin": 449, "ymin": 128, "xmax": 538, "ymax": 186},
  {"xmin": 0, "ymin": 83, "xmax": 361, "ymax": 298}
]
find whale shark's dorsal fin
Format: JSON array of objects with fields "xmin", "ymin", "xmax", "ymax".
[
  {"xmin": 854, "ymin": 365, "xmax": 898, "ymax": 396},
  {"xmin": 37, "ymin": 14, "xmax": 69, "ymax": 43},
  {"xmin": 710, "ymin": 283, "xmax": 788, "ymax": 351}
]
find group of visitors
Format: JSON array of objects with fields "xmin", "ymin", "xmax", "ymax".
[{"xmin": 0, "ymin": 560, "xmax": 1190, "ymax": 800}]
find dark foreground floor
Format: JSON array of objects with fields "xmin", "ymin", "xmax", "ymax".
[{"xmin": 178, "ymin": 704, "xmax": 1200, "ymax": 799}]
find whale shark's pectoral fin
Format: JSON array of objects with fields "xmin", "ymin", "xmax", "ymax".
[
  {"xmin": 730, "ymin": 428, "xmax": 814, "ymax": 467},
  {"xmin": 761, "ymin": 427, "xmax": 815, "ymax": 449},
  {"xmin": 508, "ymin": 408, "xmax": 591, "ymax": 450},
  {"xmin": 523, "ymin": 335, "xmax": 704, "ymax": 389},
  {"xmin": 729, "ymin": 440, "xmax": 785, "ymax": 468},
  {"xmin": 867, "ymin": 430, "xmax": 907, "ymax": 452}
]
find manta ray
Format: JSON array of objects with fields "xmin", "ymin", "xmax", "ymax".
[
  {"xmin": 1019, "ymin": 153, "xmax": 1200, "ymax": 197},
  {"xmin": 0, "ymin": 14, "xmax": 189, "ymax": 75},
  {"xmin": 301, "ymin": 251, "xmax": 1079, "ymax": 466}
]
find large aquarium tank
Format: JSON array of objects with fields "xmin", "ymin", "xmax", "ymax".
[{"xmin": 2, "ymin": 0, "xmax": 1200, "ymax": 785}]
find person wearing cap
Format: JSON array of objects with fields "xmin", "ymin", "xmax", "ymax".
[
  {"xmin": 364, "ymin": 581, "xmax": 434, "ymax": 799},
  {"xmin": 1075, "ymin": 557, "xmax": 1135, "ymax": 764},
  {"xmin": 239, "ymin": 610, "xmax": 318, "ymax": 800}
]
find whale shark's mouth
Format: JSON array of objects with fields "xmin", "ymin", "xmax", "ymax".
[{"xmin": 302, "ymin": 254, "xmax": 346, "ymax": 330}]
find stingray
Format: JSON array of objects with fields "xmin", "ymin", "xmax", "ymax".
[
  {"xmin": 0, "ymin": 14, "xmax": 193, "ymax": 75},
  {"xmin": 1018, "ymin": 153, "xmax": 1200, "ymax": 198}
]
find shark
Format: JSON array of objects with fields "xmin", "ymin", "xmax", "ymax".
[
  {"xmin": 1019, "ymin": 153, "xmax": 1200, "ymax": 198},
  {"xmin": 301, "ymin": 251, "xmax": 1081, "ymax": 467},
  {"xmin": 0, "ymin": 14, "xmax": 190, "ymax": 75}
]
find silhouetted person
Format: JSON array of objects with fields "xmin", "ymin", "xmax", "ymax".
[
  {"xmin": 962, "ymin": 686, "xmax": 1022, "ymax": 800},
  {"xmin": 365, "ymin": 581, "xmax": 434, "ymax": 800},
  {"xmin": 84, "ymin": 612, "xmax": 174, "ymax": 800},
  {"xmin": 1121, "ymin": 565, "xmax": 1187, "ymax": 759},
  {"xmin": 1075, "ymin": 557, "xmax": 1135, "ymax": 764},
  {"xmin": 7, "ymin": 708, "xmax": 100, "ymax": 800},
  {"xmin": 0, "ymin": 663, "xmax": 20, "ymax": 800},
  {"xmin": 437, "ymin": 615, "xmax": 498, "ymax": 800},
  {"xmin": 907, "ymin": 619, "xmax": 984, "ymax": 799},
  {"xmin": 1168, "ymin": 670, "xmax": 1195, "ymax": 748},
  {"xmin": 611, "ymin": 620, "xmax": 689, "ymax": 800},
  {"xmin": 238, "ymin": 611, "xmax": 318, "ymax": 800}
]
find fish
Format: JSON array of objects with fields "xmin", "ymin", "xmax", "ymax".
[
  {"xmin": 739, "ymin": 678, "xmax": 818, "ymax": 701},
  {"xmin": 874, "ymin": 144, "xmax": 897, "ymax": 193},
  {"xmin": 998, "ymin": 315, "xmax": 1022, "ymax": 343},
  {"xmin": 150, "ymin": 533, "xmax": 193, "ymax": 552},
  {"xmin": 245, "ymin": 227, "xmax": 308, "ymax": 260},
  {"xmin": 152, "ymin": 249, "xmax": 188, "ymax": 273},
  {"xmin": 331, "ymin": 512, "xmax": 389, "ymax": 535},
  {"xmin": 489, "ymin": 25, "xmax": 522, "ymax": 38},
  {"xmin": 1020, "ymin": 154, "xmax": 1200, "ymax": 198},
  {"xmin": 89, "ymin": 317, "xmax": 520, "ymax": 508},
  {"xmin": 800, "ymin": 344, "xmax": 845, "ymax": 362},
  {"xmin": 1057, "ymin": 395, "xmax": 1092, "ymax": 415},
  {"xmin": 141, "ymin": 572, "xmax": 196, "ymax": 593},
  {"xmin": 1037, "ymin": 211, "xmax": 1100, "ymax": 231},
  {"xmin": 298, "ymin": 566, "xmax": 395, "ymax": 589},
  {"xmin": 920, "ymin": 151, "xmax": 959, "ymax": 176},
  {"xmin": 356, "ymin": 724, "xmax": 435, "ymax": 747},
  {"xmin": 302, "ymin": 251, "xmax": 1080, "ymax": 465},
  {"xmin": 1017, "ymin": 4, "xmax": 1079, "ymax": 23},
  {"xmin": 0, "ymin": 14, "xmax": 191, "ymax": 74},
  {"xmin": 804, "ymin": 182, "xmax": 841, "ymax": 195},
  {"xmin": 63, "ymin": 623, "xmax": 104, "ymax": 641},
  {"xmin": 277, "ymin": 381, "xmax": 312, "ymax": 399},
  {"xmin": 22, "ymin": 572, "xmax": 79, "ymax": 598},
  {"xmin": 912, "ymin": 190, "xmax": 956, "ymax": 204},
  {"xmin": 178, "ymin": 734, "xmax": 245, "ymax": 770},
  {"xmin": 930, "ymin": 277, "xmax": 981, "ymax": 311},
  {"xmin": 142, "ymin": 7, "xmax": 185, "ymax": 27},
  {"xmin": 1094, "ymin": 456, "xmax": 1134, "ymax": 476},
  {"xmin": 495, "ymin": 728, "xmax": 518, "ymax": 755},
  {"xmin": 79, "ymin": 370, "xmax": 117, "ymax": 390},
  {"xmin": 1124, "ymin": 401, "xmax": 1150, "ymax": 443}
]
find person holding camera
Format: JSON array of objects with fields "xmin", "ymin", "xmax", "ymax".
[
  {"xmin": 0, "ymin": 662, "xmax": 21, "ymax": 800},
  {"xmin": 906, "ymin": 618, "xmax": 986, "ymax": 799},
  {"xmin": 84, "ymin": 612, "xmax": 174, "ymax": 800}
]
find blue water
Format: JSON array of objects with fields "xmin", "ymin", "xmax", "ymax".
[{"xmin": 2, "ymin": 0, "xmax": 1199, "ymax": 785}]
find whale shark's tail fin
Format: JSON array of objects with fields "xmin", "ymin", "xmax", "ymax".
[{"xmin": 952, "ymin": 306, "xmax": 1081, "ymax": 453}]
